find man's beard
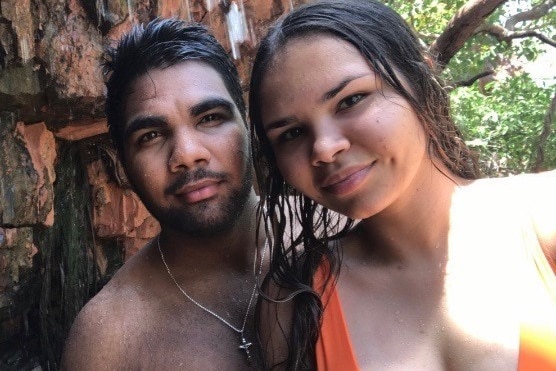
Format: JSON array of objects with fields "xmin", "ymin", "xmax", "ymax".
[{"xmin": 139, "ymin": 166, "xmax": 253, "ymax": 237}]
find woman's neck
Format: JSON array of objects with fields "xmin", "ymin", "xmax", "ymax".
[{"xmin": 348, "ymin": 161, "xmax": 469, "ymax": 264}]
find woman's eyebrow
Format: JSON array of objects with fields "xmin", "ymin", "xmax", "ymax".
[
  {"xmin": 320, "ymin": 73, "xmax": 370, "ymax": 103},
  {"xmin": 264, "ymin": 116, "xmax": 297, "ymax": 133},
  {"xmin": 265, "ymin": 74, "xmax": 371, "ymax": 133}
]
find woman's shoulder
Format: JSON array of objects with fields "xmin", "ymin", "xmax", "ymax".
[
  {"xmin": 494, "ymin": 168, "xmax": 556, "ymax": 187},
  {"xmin": 462, "ymin": 169, "xmax": 555, "ymax": 197},
  {"xmin": 520, "ymin": 170, "xmax": 556, "ymax": 257},
  {"xmin": 489, "ymin": 170, "xmax": 556, "ymax": 214},
  {"xmin": 468, "ymin": 170, "xmax": 556, "ymax": 257}
]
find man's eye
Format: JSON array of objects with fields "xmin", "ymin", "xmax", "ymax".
[
  {"xmin": 199, "ymin": 113, "xmax": 225, "ymax": 125},
  {"xmin": 279, "ymin": 127, "xmax": 303, "ymax": 143},
  {"xmin": 137, "ymin": 131, "xmax": 160, "ymax": 144},
  {"xmin": 338, "ymin": 94, "xmax": 364, "ymax": 111}
]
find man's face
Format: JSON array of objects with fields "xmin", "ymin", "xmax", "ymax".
[{"xmin": 121, "ymin": 61, "xmax": 252, "ymax": 236}]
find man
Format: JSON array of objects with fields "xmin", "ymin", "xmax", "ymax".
[{"xmin": 61, "ymin": 18, "xmax": 265, "ymax": 370}]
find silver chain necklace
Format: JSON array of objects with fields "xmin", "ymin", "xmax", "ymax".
[{"xmin": 157, "ymin": 235, "xmax": 266, "ymax": 364}]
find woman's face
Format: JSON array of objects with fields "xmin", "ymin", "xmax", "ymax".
[{"xmin": 259, "ymin": 35, "xmax": 430, "ymax": 219}]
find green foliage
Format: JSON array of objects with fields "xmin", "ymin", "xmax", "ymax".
[
  {"xmin": 384, "ymin": 0, "xmax": 467, "ymax": 43},
  {"xmin": 451, "ymin": 74, "xmax": 555, "ymax": 175},
  {"xmin": 386, "ymin": 0, "xmax": 556, "ymax": 175}
]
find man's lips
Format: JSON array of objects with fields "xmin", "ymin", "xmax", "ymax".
[
  {"xmin": 319, "ymin": 163, "xmax": 375, "ymax": 196},
  {"xmin": 174, "ymin": 178, "xmax": 223, "ymax": 203},
  {"xmin": 166, "ymin": 168, "xmax": 227, "ymax": 196},
  {"xmin": 175, "ymin": 178, "xmax": 221, "ymax": 194}
]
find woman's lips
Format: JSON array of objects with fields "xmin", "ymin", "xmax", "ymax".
[{"xmin": 320, "ymin": 163, "xmax": 374, "ymax": 196}]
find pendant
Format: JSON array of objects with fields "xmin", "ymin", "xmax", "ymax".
[{"xmin": 239, "ymin": 335, "xmax": 253, "ymax": 364}]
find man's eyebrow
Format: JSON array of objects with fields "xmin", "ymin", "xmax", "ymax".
[
  {"xmin": 123, "ymin": 97, "xmax": 236, "ymax": 140},
  {"xmin": 190, "ymin": 97, "xmax": 235, "ymax": 117},
  {"xmin": 124, "ymin": 116, "xmax": 166, "ymax": 141},
  {"xmin": 320, "ymin": 73, "xmax": 369, "ymax": 102}
]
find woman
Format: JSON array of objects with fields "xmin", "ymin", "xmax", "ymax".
[{"xmin": 249, "ymin": 0, "xmax": 556, "ymax": 370}]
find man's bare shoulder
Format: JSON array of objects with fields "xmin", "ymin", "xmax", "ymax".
[
  {"xmin": 60, "ymin": 288, "xmax": 122, "ymax": 369},
  {"xmin": 61, "ymin": 242, "xmax": 159, "ymax": 370}
]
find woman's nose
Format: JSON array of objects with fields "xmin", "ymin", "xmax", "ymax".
[{"xmin": 310, "ymin": 125, "xmax": 350, "ymax": 166}]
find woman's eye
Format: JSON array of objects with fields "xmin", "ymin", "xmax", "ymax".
[
  {"xmin": 338, "ymin": 94, "xmax": 364, "ymax": 111},
  {"xmin": 278, "ymin": 127, "xmax": 303, "ymax": 143}
]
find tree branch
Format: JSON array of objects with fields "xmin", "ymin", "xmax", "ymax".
[
  {"xmin": 477, "ymin": 23, "xmax": 556, "ymax": 47},
  {"xmin": 505, "ymin": 0, "xmax": 556, "ymax": 30},
  {"xmin": 451, "ymin": 70, "xmax": 495, "ymax": 89},
  {"xmin": 429, "ymin": 0, "xmax": 508, "ymax": 69}
]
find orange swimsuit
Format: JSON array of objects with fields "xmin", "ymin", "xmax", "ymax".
[{"xmin": 314, "ymin": 261, "xmax": 556, "ymax": 370}]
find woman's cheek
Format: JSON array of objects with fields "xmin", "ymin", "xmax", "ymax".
[{"xmin": 284, "ymin": 164, "xmax": 307, "ymax": 191}]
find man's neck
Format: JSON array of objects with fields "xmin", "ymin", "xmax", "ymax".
[{"xmin": 157, "ymin": 192, "xmax": 261, "ymax": 272}]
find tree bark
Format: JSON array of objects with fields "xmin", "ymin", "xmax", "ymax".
[{"xmin": 430, "ymin": 0, "xmax": 508, "ymax": 68}]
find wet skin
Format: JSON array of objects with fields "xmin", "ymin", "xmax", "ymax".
[
  {"xmin": 260, "ymin": 35, "xmax": 429, "ymax": 221},
  {"xmin": 123, "ymin": 61, "xmax": 252, "ymax": 236}
]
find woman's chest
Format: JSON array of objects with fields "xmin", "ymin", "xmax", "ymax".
[{"xmin": 337, "ymin": 239, "xmax": 525, "ymax": 370}]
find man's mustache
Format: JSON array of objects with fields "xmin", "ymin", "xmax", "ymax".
[{"xmin": 165, "ymin": 168, "xmax": 227, "ymax": 195}]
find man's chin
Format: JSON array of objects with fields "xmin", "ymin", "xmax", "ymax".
[
  {"xmin": 145, "ymin": 175, "xmax": 252, "ymax": 237},
  {"xmin": 156, "ymin": 207, "xmax": 234, "ymax": 236}
]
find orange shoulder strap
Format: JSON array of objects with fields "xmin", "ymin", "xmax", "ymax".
[{"xmin": 314, "ymin": 265, "xmax": 360, "ymax": 371}]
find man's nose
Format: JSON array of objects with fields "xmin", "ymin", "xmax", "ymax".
[{"xmin": 168, "ymin": 130, "xmax": 211, "ymax": 171}]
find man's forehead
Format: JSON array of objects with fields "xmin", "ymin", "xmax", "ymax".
[
  {"xmin": 131, "ymin": 61, "xmax": 230, "ymax": 95},
  {"xmin": 123, "ymin": 60, "xmax": 240, "ymax": 117}
]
